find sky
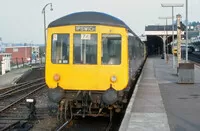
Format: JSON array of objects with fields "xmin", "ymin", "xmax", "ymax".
[{"xmin": 0, "ymin": 0, "xmax": 199, "ymax": 44}]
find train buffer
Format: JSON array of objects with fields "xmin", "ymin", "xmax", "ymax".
[{"xmin": 119, "ymin": 55, "xmax": 200, "ymax": 131}]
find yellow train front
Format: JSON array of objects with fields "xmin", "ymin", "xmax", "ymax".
[{"xmin": 46, "ymin": 11, "xmax": 146, "ymax": 122}]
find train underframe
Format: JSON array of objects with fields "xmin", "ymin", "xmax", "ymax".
[
  {"xmin": 48, "ymin": 85, "xmax": 133, "ymax": 123},
  {"xmin": 47, "ymin": 62, "xmax": 144, "ymax": 124}
]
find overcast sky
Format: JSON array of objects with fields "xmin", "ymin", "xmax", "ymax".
[{"xmin": 0, "ymin": 0, "xmax": 199, "ymax": 44}]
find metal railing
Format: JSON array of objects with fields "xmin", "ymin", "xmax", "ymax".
[{"xmin": 0, "ymin": 57, "xmax": 45, "ymax": 75}]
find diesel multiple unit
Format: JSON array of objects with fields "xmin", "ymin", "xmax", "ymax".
[{"xmin": 45, "ymin": 11, "xmax": 146, "ymax": 122}]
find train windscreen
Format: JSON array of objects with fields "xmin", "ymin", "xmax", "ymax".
[
  {"xmin": 51, "ymin": 34, "xmax": 70, "ymax": 64},
  {"xmin": 101, "ymin": 34, "xmax": 121, "ymax": 65},
  {"xmin": 73, "ymin": 34, "xmax": 97, "ymax": 64}
]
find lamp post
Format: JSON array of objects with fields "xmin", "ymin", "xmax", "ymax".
[
  {"xmin": 42, "ymin": 3, "xmax": 53, "ymax": 45},
  {"xmin": 161, "ymin": 3, "xmax": 184, "ymax": 68},
  {"xmin": 185, "ymin": 0, "xmax": 189, "ymax": 63},
  {"xmin": 177, "ymin": 14, "xmax": 182, "ymax": 66},
  {"xmin": 159, "ymin": 16, "xmax": 172, "ymax": 62}
]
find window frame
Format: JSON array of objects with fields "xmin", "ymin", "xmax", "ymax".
[
  {"xmin": 101, "ymin": 33, "xmax": 122, "ymax": 65},
  {"xmin": 51, "ymin": 33, "xmax": 70, "ymax": 64},
  {"xmin": 73, "ymin": 33, "xmax": 98, "ymax": 65}
]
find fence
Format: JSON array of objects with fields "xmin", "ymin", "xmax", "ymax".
[
  {"xmin": 0, "ymin": 57, "xmax": 45, "ymax": 74},
  {"xmin": 10, "ymin": 57, "xmax": 45, "ymax": 69}
]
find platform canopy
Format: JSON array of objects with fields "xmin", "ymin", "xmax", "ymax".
[{"xmin": 145, "ymin": 25, "xmax": 185, "ymax": 36}]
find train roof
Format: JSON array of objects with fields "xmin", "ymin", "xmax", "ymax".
[{"xmin": 48, "ymin": 11, "xmax": 137, "ymax": 35}]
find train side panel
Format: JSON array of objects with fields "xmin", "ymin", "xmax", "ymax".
[{"xmin": 128, "ymin": 35, "xmax": 145, "ymax": 81}]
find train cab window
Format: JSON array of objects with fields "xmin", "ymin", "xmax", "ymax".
[
  {"xmin": 73, "ymin": 34, "xmax": 97, "ymax": 64},
  {"xmin": 51, "ymin": 34, "xmax": 69, "ymax": 64},
  {"xmin": 101, "ymin": 34, "xmax": 121, "ymax": 65}
]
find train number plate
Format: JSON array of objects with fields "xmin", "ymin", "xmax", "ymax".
[{"xmin": 81, "ymin": 34, "xmax": 91, "ymax": 40}]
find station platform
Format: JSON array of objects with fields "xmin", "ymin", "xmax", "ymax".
[
  {"xmin": 119, "ymin": 56, "xmax": 200, "ymax": 131},
  {"xmin": 0, "ymin": 67, "xmax": 30, "ymax": 88}
]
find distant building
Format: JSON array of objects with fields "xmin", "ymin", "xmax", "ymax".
[{"xmin": 4, "ymin": 46, "xmax": 39, "ymax": 64}]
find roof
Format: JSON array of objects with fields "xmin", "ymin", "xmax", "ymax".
[
  {"xmin": 145, "ymin": 22, "xmax": 186, "ymax": 31},
  {"xmin": 48, "ymin": 11, "xmax": 137, "ymax": 36},
  {"xmin": 145, "ymin": 25, "xmax": 178, "ymax": 31}
]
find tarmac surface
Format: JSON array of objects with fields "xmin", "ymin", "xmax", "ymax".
[
  {"xmin": 156, "ymin": 56, "xmax": 200, "ymax": 131},
  {"xmin": 119, "ymin": 55, "xmax": 200, "ymax": 131}
]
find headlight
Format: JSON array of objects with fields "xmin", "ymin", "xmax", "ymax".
[
  {"xmin": 110, "ymin": 75, "xmax": 117, "ymax": 83},
  {"xmin": 53, "ymin": 74, "xmax": 60, "ymax": 81}
]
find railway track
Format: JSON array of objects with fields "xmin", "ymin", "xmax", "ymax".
[
  {"xmin": 188, "ymin": 53, "xmax": 200, "ymax": 63},
  {"xmin": 0, "ymin": 78, "xmax": 46, "ymax": 131},
  {"xmin": 0, "ymin": 78, "xmax": 44, "ymax": 96},
  {"xmin": 55, "ymin": 117, "xmax": 113, "ymax": 131}
]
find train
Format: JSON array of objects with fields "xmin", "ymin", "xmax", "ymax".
[
  {"xmin": 172, "ymin": 44, "xmax": 195, "ymax": 56},
  {"xmin": 45, "ymin": 11, "xmax": 147, "ymax": 123}
]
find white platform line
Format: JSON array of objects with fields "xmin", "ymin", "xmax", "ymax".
[{"xmin": 119, "ymin": 65, "xmax": 144, "ymax": 131}]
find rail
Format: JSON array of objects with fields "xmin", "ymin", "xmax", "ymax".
[
  {"xmin": 0, "ymin": 84, "xmax": 45, "ymax": 113},
  {"xmin": 188, "ymin": 53, "xmax": 200, "ymax": 63},
  {"xmin": 0, "ymin": 77, "xmax": 44, "ymax": 93},
  {"xmin": 0, "ymin": 79, "xmax": 46, "ymax": 131},
  {"xmin": 0, "ymin": 78, "xmax": 44, "ymax": 98},
  {"xmin": 56, "ymin": 118, "xmax": 73, "ymax": 131}
]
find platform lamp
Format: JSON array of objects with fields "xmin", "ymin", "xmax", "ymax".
[
  {"xmin": 185, "ymin": 0, "xmax": 189, "ymax": 63},
  {"xmin": 161, "ymin": 3, "xmax": 184, "ymax": 68},
  {"xmin": 42, "ymin": 3, "xmax": 53, "ymax": 46}
]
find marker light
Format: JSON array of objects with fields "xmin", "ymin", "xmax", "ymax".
[
  {"xmin": 53, "ymin": 74, "xmax": 60, "ymax": 81},
  {"xmin": 110, "ymin": 76, "xmax": 117, "ymax": 83}
]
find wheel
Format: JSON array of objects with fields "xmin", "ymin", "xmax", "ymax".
[
  {"xmin": 64, "ymin": 100, "xmax": 72, "ymax": 121},
  {"xmin": 57, "ymin": 99, "xmax": 72, "ymax": 124},
  {"xmin": 57, "ymin": 99, "xmax": 65, "ymax": 124}
]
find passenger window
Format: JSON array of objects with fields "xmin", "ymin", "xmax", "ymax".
[
  {"xmin": 101, "ymin": 34, "xmax": 121, "ymax": 65},
  {"xmin": 73, "ymin": 34, "xmax": 97, "ymax": 64},
  {"xmin": 128, "ymin": 36, "xmax": 133, "ymax": 59},
  {"xmin": 51, "ymin": 34, "xmax": 69, "ymax": 64}
]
